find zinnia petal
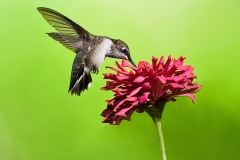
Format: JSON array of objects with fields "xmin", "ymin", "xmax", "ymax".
[
  {"xmin": 177, "ymin": 93, "xmax": 196, "ymax": 103},
  {"xmin": 129, "ymin": 86, "xmax": 143, "ymax": 97},
  {"xmin": 133, "ymin": 76, "xmax": 147, "ymax": 83},
  {"xmin": 151, "ymin": 76, "xmax": 166, "ymax": 100},
  {"xmin": 121, "ymin": 60, "xmax": 138, "ymax": 71},
  {"xmin": 140, "ymin": 92, "xmax": 150, "ymax": 103}
]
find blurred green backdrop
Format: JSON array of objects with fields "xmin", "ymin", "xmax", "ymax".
[{"xmin": 1, "ymin": 0, "xmax": 240, "ymax": 160}]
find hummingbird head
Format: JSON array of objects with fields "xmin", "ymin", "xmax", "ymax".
[{"xmin": 108, "ymin": 39, "xmax": 137, "ymax": 67}]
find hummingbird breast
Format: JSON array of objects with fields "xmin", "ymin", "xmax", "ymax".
[{"xmin": 85, "ymin": 38, "xmax": 113, "ymax": 71}]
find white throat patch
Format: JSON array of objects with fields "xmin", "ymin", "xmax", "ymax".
[{"xmin": 90, "ymin": 38, "xmax": 113, "ymax": 68}]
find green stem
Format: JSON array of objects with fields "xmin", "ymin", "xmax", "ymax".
[
  {"xmin": 153, "ymin": 117, "xmax": 167, "ymax": 160},
  {"xmin": 145, "ymin": 102, "xmax": 167, "ymax": 160}
]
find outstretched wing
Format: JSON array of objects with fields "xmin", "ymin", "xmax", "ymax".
[
  {"xmin": 37, "ymin": 7, "xmax": 92, "ymax": 52},
  {"xmin": 46, "ymin": 32, "xmax": 76, "ymax": 52}
]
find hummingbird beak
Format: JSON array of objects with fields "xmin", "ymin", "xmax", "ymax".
[{"xmin": 129, "ymin": 59, "xmax": 137, "ymax": 67}]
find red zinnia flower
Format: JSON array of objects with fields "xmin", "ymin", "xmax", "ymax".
[{"xmin": 101, "ymin": 55, "xmax": 203, "ymax": 125}]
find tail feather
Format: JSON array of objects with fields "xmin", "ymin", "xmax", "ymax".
[{"xmin": 69, "ymin": 71, "xmax": 92, "ymax": 96}]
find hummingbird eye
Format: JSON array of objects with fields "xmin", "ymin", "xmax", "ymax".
[{"xmin": 121, "ymin": 47, "xmax": 128, "ymax": 55}]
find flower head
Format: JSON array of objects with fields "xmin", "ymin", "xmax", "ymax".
[{"xmin": 101, "ymin": 55, "xmax": 203, "ymax": 125}]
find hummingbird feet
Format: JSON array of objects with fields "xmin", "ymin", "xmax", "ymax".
[{"xmin": 91, "ymin": 66, "xmax": 99, "ymax": 74}]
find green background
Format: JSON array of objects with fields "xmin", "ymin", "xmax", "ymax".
[{"xmin": 1, "ymin": 0, "xmax": 240, "ymax": 160}]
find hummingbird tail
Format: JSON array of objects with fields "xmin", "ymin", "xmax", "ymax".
[{"xmin": 69, "ymin": 71, "xmax": 92, "ymax": 96}]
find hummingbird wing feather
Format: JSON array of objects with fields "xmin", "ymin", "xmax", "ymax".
[
  {"xmin": 37, "ymin": 7, "xmax": 92, "ymax": 53},
  {"xmin": 47, "ymin": 32, "xmax": 76, "ymax": 52}
]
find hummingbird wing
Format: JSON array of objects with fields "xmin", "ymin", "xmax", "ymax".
[
  {"xmin": 37, "ymin": 7, "xmax": 92, "ymax": 53},
  {"xmin": 46, "ymin": 32, "xmax": 76, "ymax": 52}
]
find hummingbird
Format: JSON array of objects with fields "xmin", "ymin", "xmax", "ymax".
[{"xmin": 37, "ymin": 7, "xmax": 136, "ymax": 96}]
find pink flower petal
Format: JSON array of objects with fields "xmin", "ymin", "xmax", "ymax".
[
  {"xmin": 115, "ymin": 106, "xmax": 133, "ymax": 117},
  {"xmin": 132, "ymin": 100, "xmax": 139, "ymax": 105},
  {"xmin": 114, "ymin": 107, "xmax": 136, "ymax": 124},
  {"xmin": 152, "ymin": 56, "xmax": 159, "ymax": 70},
  {"xmin": 113, "ymin": 99, "xmax": 125, "ymax": 111},
  {"xmin": 116, "ymin": 75, "xmax": 129, "ymax": 81},
  {"xmin": 177, "ymin": 93, "xmax": 196, "ymax": 103},
  {"xmin": 139, "ymin": 92, "xmax": 150, "ymax": 103},
  {"xmin": 143, "ymin": 82, "xmax": 151, "ymax": 90},
  {"xmin": 164, "ymin": 55, "xmax": 173, "ymax": 68},
  {"xmin": 169, "ymin": 83, "xmax": 184, "ymax": 89},
  {"xmin": 133, "ymin": 76, "xmax": 147, "ymax": 83},
  {"xmin": 157, "ymin": 56, "xmax": 164, "ymax": 69},
  {"xmin": 121, "ymin": 60, "xmax": 138, "ymax": 70},
  {"xmin": 166, "ymin": 76, "xmax": 185, "ymax": 82},
  {"xmin": 151, "ymin": 76, "xmax": 166, "ymax": 100},
  {"xmin": 116, "ymin": 61, "xmax": 127, "ymax": 72},
  {"xmin": 179, "ymin": 65, "xmax": 194, "ymax": 76},
  {"xmin": 126, "ymin": 96, "xmax": 138, "ymax": 102},
  {"xmin": 106, "ymin": 66, "xmax": 129, "ymax": 75},
  {"xmin": 129, "ymin": 86, "xmax": 142, "ymax": 97},
  {"xmin": 138, "ymin": 61, "xmax": 151, "ymax": 69},
  {"xmin": 159, "ymin": 75, "xmax": 166, "ymax": 84},
  {"xmin": 181, "ymin": 85, "xmax": 202, "ymax": 93}
]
